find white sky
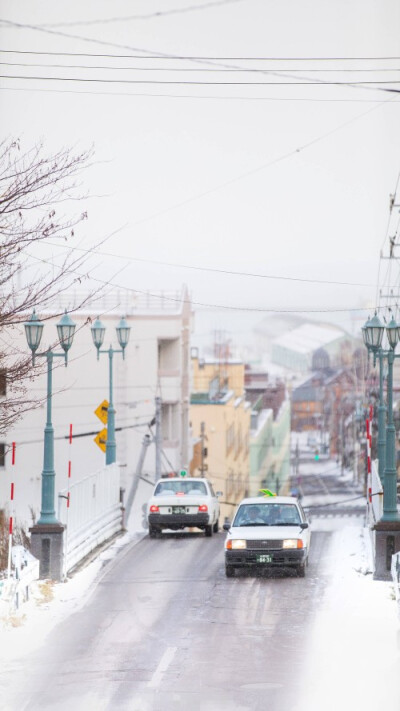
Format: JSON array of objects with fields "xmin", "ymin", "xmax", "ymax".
[{"xmin": 1, "ymin": 0, "xmax": 400, "ymax": 339}]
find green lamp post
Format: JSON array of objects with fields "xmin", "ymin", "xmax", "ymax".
[
  {"xmin": 24, "ymin": 309, "xmax": 76, "ymax": 580},
  {"xmin": 363, "ymin": 312, "xmax": 400, "ymax": 523},
  {"xmin": 362, "ymin": 311, "xmax": 400, "ymax": 580},
  {"xmin": 24, "ymin": 309, "xmax": 76, "ymax": 525},
  {"xmin": 362, "ymin": 314, "xmax": 386, "ymax": 482},
  {"xmin": 91, "ymin": 316, "xmax": 130, "ymax": 465}
]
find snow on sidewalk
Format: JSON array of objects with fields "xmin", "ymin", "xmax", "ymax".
[
  {"xmin": 295, "ymin": 518, "xmax": 400, "ymax": 711},
  {"xmin": 0, "ymin": 530, "xmax": 145, "ymax": 663}
]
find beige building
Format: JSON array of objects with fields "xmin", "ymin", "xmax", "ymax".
[{"xmin": 190, "ymin": 353, "xmax": 251, "ymax": 523}]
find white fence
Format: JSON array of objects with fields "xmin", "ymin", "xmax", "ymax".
[
  {"xmin": 367, "ymin": 459, "xmax": 383, "ymax": 527},
  {"xmin": 58, "ymin": 463, "xmax": 123, "ymax": 574},
  {"xmin": 391, "ymin": 552, "xmax": 400, "ymax": 620},
  {"xmin": 0, "ymin": 546, "xmax": 39, "ymax": 614}
]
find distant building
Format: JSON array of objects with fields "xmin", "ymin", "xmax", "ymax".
[
  {"xmin": 271, "ymin": 323, "xmax": 349, "ymax": 373},
  {"xmin": 245, "ymin": 367, "xmax": 291, "ymax": 496},
  {"xmin": 291, "ymin": 367, "xmax": 357, "ymax": 458},
  {"xmin": 190, "ymin": 353, "xmax": 251, "ymax": 522}
]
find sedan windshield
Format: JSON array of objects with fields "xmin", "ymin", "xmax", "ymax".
[
  {"xmin": 233, "ymin": 503, "xmax": 302, "ymax": 527},
  {"xmin": 154, "ymin": 481, "xmax": 207, "ymax": 496}
]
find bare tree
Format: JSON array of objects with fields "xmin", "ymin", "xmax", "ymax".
[{"xmin": 0, "ymin": 138, "xmax": 100, "ymax": 435}]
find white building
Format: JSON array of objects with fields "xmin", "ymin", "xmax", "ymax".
[{"xmin": 1, "ymin": 287, "xmax": 193, "ymax": 528}]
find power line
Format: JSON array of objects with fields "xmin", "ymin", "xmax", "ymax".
[
  {"xmin": 0, "ymin": 19, "xmax": 398, "ymax": 97},
  {"xmin": 2, "ymin": 61, "xmax": 400, "ymax": 73},
  {"xmin": 2, "ymin": 85, "xmax": 396, "ymax": 103},
  {"xmin": 40, "ymin": 0, "xmax": 247, "ymax": 27},
  {"xmin": 41, "ymin": 240, "xmax": 374, "ymax": 287},
  {"xmin": 1, "ymin": 49, "xmax": 399, "ymax": 61},
  {"xmin": 1, "ymin": 73, "xmax": 400, "ymax": 87},
  {"xmin": 25, "ymin": 250, "xmax": 382, "ymax": 314}
]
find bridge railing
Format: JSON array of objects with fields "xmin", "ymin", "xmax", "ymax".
[{"xmin": 58, "ymin": 463, "xmax": 123, "ymax": 575}]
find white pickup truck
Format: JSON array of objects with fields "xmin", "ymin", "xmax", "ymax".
[{"xmin": 147, "ymin": 477, "xmax": 221, "ymax": 537}]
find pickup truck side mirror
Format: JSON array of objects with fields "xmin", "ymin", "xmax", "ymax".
[
  {"xmin": 223, "ymin": 522, "xmax": 231, "ymax": 531},
  {"xmin": 300, "ymin": 522, "xmax": 309, "ymax": 529}
]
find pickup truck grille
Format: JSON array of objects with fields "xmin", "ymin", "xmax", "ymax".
[{"xmin": 246, "ymin": 540, "xmax": 283, "ymax": 550}]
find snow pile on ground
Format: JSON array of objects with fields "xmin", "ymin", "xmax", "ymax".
[
  {"xmin": 0, "ymin": 530, "xmax": 144, "ymax": 663},
  {"xmin": 296, "ymin": 518, "xmax": 400, "ymax": 711}
]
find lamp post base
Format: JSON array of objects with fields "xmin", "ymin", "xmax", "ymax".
[
  {"xmin": 29, "ymin": 523, "xmax": 65, "ymax": 581},
  {"xmin": 373, "ymin": 521, "xmax": 400, "ymax": 581}
]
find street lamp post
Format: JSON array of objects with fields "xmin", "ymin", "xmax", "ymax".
[
  {"xmin": 362, "ymin": 312, "xmax": 400, "ymax": 579},
  {"xmin": 362, "ymin": 316, "xmax": 386, "ymax": 482},
  {"xmin": 91, "ymin": 317, "xmax": 130, "ymax": 465},
  {"xmin": 24, "ymin": 309, "xmax": 76, "ymax": 579}
]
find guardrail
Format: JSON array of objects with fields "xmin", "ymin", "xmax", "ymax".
[{"xmin": 58, "ymin": 463, "xmax": 123, "ymax": 575}]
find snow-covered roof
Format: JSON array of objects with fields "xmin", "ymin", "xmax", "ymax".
[{"xmin": 272, "ymin": 323, "xmax": 345, "ymax": 355}]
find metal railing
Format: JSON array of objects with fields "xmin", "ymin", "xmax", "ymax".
[
  {"xmin": 58, "ymin": 463, "xmax": 123, "ymax": 575},
  {"xmin": 367, "ymin": 459, "xmax": 383, "ymax": 526},
  {"xmin": 0, "ymin": 546, "xmax": 39, "ymax": 614},
  {"xmin": 391, "ymin": 552, "xmax": 400, "ymax": 620},
  {"xmin": 44, "ymin": 289, "xmax": 188, "ymax": 316}
]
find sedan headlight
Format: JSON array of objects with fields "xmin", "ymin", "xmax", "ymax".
[
  {"xmin": 283, "ymin": 539, "xmax": 303, "ymax": 549},
  {"xmin": 226, "ymin": 539, "xmax": 247, "ymax": 550}
]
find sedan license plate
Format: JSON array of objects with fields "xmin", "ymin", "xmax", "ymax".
[
  {"xmin": 256, "ymin": 554, "xmax": 272, "ymax": 564},
  {"xmin": 172, "ymin": 506, "xmax": 186, "ymax": 514}
]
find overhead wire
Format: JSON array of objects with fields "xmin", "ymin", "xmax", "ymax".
[
  {"xmin": 1, "ymin": 20, "xmax": 399, "ymax": 96},
  {"xmin": 40, "ymin": 240, "xmax": 375, "ymax": 287},
  {"xmin": 2, "ymin": 73, "xmax": 400, "ymax": 87},
  {"xmin": 2, "ymin": 85, "xmax": 397, "ymax": 103},
  {"xmin": 25, "ymin": 248, "xmax": 384, "ymax": 314},
  {"xmin": 1, "ymin": 49, "xmax": 399, "ymax": 61},
  {"xmin": 40, "ymin": 0, "xmax": 248, "ymax": 27},
  {"xmin": 3, "ymin": 60, "xmax": 400, "ymax": 73}
]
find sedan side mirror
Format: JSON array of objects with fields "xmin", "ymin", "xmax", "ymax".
[
  {"xmin": 216, "ymin": 491, "xmax": 223, "ymax": 497},
  {"xmin": 300, "ymin": 522, "xmax": 309, "ymax": 529},
  {"xmin": 223, "ymin": 521, "xmax": 231, "ymax": 531}
]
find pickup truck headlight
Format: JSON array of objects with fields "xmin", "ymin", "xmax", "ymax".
[
  {"xmin": 283, "ymin": 539, "xmax": 303, "ymax": 549},
  {"xmin": 226, "ymin": 539, "xmax": 247, "ymax": 550}
]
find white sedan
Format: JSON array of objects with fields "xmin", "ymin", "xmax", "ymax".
[
  {"xmin": 147, "ymin": 477, "xmax": 221, "ymax": 537},
  {"xmin": 224, "ymin": 496, "xmax": 311, "ymax": 577}
]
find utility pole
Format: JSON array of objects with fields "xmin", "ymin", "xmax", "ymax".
[
  {"xmin": 155, "ymin": 396, "xmax": 162, "ymax": 480},
  {"xmin": 125, "ymin": 434, "xmax": 152, "ymax": 524}
]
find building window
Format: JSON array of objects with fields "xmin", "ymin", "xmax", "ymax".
[
  {"xmin": 161, "ymin": 403, "xmax": 179, "ymax": 441},
  {"xmin": 0, "ymin": 370, "xmax": 6, "ymax": 397},
  {"xmin": 226, "ymin": 423, "xmax": 235, "ymax": 455},
  {"xmin": 0, "ymin": 443, "xmax": 5, "ymax": 467}
]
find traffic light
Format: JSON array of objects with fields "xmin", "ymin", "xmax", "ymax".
[{"xmin": 314, "ymin": 448, "xmax": 320, "ymax": 461}]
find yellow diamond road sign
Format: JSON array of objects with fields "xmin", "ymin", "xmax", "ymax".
[
  {"xmin": 94, "ymin": 428, "xmax": 107, "ymax": 453},
  {"xmin": 94, "ymin": 399, "xmax": 109, "ymax": 425}
]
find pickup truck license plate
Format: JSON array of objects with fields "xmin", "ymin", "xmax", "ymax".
[
  {"xmin": 172, "ymin": 506, "xmax": 186, "ymax": 514},
  {"xmin": 256, "ymin": 554, "xmax": 272, "ymax": 563}
]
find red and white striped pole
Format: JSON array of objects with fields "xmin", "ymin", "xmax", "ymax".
[
  {"xmin": 366, "ymin": 413, "xmax": 372, "ymax": 504},
  {"xmin": 67, "ymin": 424, "xmax": 72, "ymax": 509},
  {"xmin": 63, "ymin": 425, "xmax": 73, "ymax": 580},
  {"xmin": 7, "ymin": 442, "xmax": 16, "ymax": 580}
]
